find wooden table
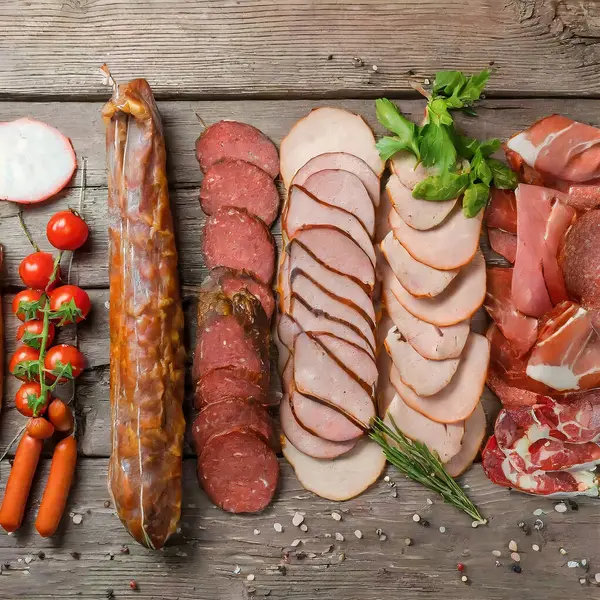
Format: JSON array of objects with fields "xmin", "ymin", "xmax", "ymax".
[{"xmin": 1, "ymin": 2, "xmax": 599, "ymax": 599}]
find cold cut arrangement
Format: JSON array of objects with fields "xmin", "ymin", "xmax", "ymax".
[
  {"xmin": 103, "ymin": 78, "xmax": 186, "ymax": 549},
  {"xmin": 482, "ymin": 115, "xmax": 600, "ymax": 497},
  {"xmin": 277, "ymin": 107, "xmax": 387, "ymax": 501},
  {"xmin": 193, "ymin": 120, "xmax": 280, "ymax": 513}
]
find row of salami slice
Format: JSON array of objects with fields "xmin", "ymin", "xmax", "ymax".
[
  {"xmin": 276, "ymin": 107, "xmax": 387, "ymax": 501},
  {"xmin": 379, "ymin": 151, "xmax": 489, "ymax": 477},
  {"xmin": 192, "ymin": 121, "xmax": 281, "ymax": 513}
]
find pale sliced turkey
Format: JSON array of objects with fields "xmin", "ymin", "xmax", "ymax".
[
  {"xmin": 389, "ymin": 151, "xmax": 438, "ymax": 190},
  {"xmin": 444, "ymin": 402, "xmax": 486, "ymax": 477}
]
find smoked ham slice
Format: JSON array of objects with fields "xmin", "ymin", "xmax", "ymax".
[
  {"xmin": 381, "ymin": 231, "xmax": 458, "ymax": 298},
  {"xmin": 279, "ymin": 239, "xmax": 375, "ymax": 326},
  {"xmin": 389, "ymin": 204, "xmax": 483, "ymax": 271},
  {"xmin": 387, "ymin": 174, "xmax": 457, "ymax": 231},
  {"xmin": 282, "ymin": 436, "xmax": 386, "ymax": 501},
  {"xmin": 280, "ymin": 394, "xmax": 357, "ymax": 459},
  {"xmin": 385, "ymin": 331, "xmax": 460, "ymax": 397},
  {"xmin": 445, "ymin": 403, "xmax": 486, "ymax": 477},
  {"xmin": 384, "ymin": 251, "xmax": 486, "ymax": 327},
  {"xmin": 293, "ymin": 332, "xmax": 375, "ymax": 428},
  {"xmin": 390, "ymin": 333, "xmax": 489, "ymax": 424},
  {"xmin": 302, "ymin": 169, "xmax": 375, "ymax": 236},
  {"xmin": 291, "ymin": 152, "xmax": 380, "ymax": 207},
  {"xmin": 284, "ymin": 186, "xmax": 376, "ymax": 266},
  {"xmin": 390, "ymin": 151, "xmax": 437, "ymax": 190},
  {"xmin": 383, "ymin": 287, "xmax": 470, "ymax": 360},
  {"xmin": 484, "ymin": 189, "xmax": 517, "ymax": 234},
  {"xmin": 487, "ymin": 228, "xmax": 517, "ymax": 263},
  {"xmin": 293, "ymin": 226, "xmax": 375, "ymax": 291},
  {"xmin": 485, "ymin": 267, "xmax": 538, "ymax": 357},
  {"xmin": 280, "ymin": 107, "xmax": 384, "ymax": 188}
]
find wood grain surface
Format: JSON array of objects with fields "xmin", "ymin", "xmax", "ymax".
[{"xmin": 1, "ymin": 0, "xmax": 600, "ymax": 99}]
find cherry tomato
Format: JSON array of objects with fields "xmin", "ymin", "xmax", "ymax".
[
  {"xmin": 47, "ymin": 210, "xmax": 89, "ymax": 251},
  {"xmin": 49, "ymin": 285, "xmax": 91, "ymax": 324},
  {"xmin": 14, "ymin": 383, "xmax": 51, "ymax": 418},
  {"xmin": 12, "ymin": 289, "xmax": 44, "ymax": 322},
  {"xmin": 19, "ymin": 251, "xmax": 59, "ymax": 290},
  {"xmin": 26, "ymin": 417, "xmax": 55, "ymax": 440},
  {"xmin": 9, "ymin": 346, "xmax": 41, "ymax": 382},
  {"xmin": 44, "ymin": 344, "xmax": 85, "ymax": 382},
  {"xmin": 16, "ymin": 320, "xmax": 55, "ymax": 349}
]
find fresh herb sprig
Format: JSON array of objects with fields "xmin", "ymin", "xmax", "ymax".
[
  {"xmin": 370, "ymin": 416, "xmax": 486, "ymax": 523},
  {"xmin": 375, "ymin": 69, "xmax": 517, "ymax": 216}
]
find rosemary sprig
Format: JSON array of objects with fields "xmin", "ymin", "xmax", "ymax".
[{"xmin": 370, "ymin": 416, "xmax": 486, "ymax": 523}]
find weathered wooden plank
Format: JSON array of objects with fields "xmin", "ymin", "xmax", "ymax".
[
  {"xmin": 1, "ymin": 1, "xmax": 600, "ymax": 99},
  {"xmin": 0, "ymin": 458, "xmax": 597, "ymax": 599}
]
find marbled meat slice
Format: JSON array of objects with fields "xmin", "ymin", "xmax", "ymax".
[
  {"xmin": 199, "ymin": 159, "xmax": 279, "ymax": 226},
  {"xmin": 194, "ymin": 367, "xmax": 269, "ymax": 409},
  {"xmin": 198, "ymin": 430, "xmax": 279, "ymax": 513},
  {"xmin": 196, "ymin": 121, "xmax": 279, "ymax": 178}
]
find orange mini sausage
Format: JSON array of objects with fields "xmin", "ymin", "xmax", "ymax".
[
  {"xmin": 47, "ymin": 399, "xmax": 74, "ymax": 433},
  {"xmin": 35, "ymin": 436, "xmax": 77, "ymax": 538},
  {"xmin": 0, "ymin": 434, "xmax": 43, "ymax": 533},
  {"xmin": 26, "ymin": 417, "xmax": 55, "ymax": 440}
]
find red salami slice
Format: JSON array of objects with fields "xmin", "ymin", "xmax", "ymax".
[
  {"xmin": 192, "ymin": 399, "xmax": 277, "ymax": 451},
  {"xmin": 216, "ymin": 268, "xmax": 275, "ymax": 320},
  {"xmin": 203, "ymin": 207, "xmax": 275, "ymax": 284},
  {"xmin": 198, "ymin": 430, "xmax": 279, "ymax": 513},
  {"xmin": 200, "ymin": 159, "xmax": 280, "ymax": 226},
  {"xmin": 195, "ymin": 367, "xmax": 268, "ymax": 409},
  {"xmin": 196, "ymin": 121, "xmax": 279, "ymax": 178}
]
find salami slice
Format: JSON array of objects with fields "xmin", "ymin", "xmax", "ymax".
[
  {"xmin": 192, "ymin": 399, "xmax": 277, "ymax": 451},
  {"xmin": 198, "ymin": 430, "xmax": 279, "ymax": 513},
  {"xmin": 196, "ymin": 121, "xmax": 279, "ymax": 178},
  {"xmin": 200, "ymin": 159, "xmax": 280, "ymax": 226},
  {"xmin": 203, "ymin": 207, "xmax": 275, "ymax": 284},
  {"xmin": 195, "ymin": 367, "xmax": 268, "ymax": 409}
]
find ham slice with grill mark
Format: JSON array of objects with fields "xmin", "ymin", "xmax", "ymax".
[
  {"xmin": 387, "ymin": 174, "xmax": 457, "ymax": 231},
  {"xmin": 487, "ymin": 228, "xmax": 517, "ymax": 263},
  {"xmin": 383, "ymin": 286, "xmax": 470, "ymax": 361},
  {"xmin": 482, "ymin": 435, "xmax": 599, "ymax": 498},
  {"xmin": 389, "ymin": 203, "xmax": 482, "ymax": 271},
  {"xmin": 381, "ymin": 231, "xmax": 458, "ymax": 298},
  {"xmin": 302, "ymin": 169, "xmax": 375, "ymax": 236},
  {"xmin": 384, "ymin": 251, "xmax": 486, "ymax": 327},
  {"xmin": 291, "ymin": 152, "xmax": 380, "ymax": 207}
]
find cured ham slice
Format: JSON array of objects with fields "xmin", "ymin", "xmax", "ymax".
[
  {"xmin": 302, "ymin": 169, "xmax": 375, "ymax": 236},
  {"xmin": 382, "ymin": 378, "xmax": 464, "ymax": 463},
  {"xmin": 506, "ymin": 115, "xmax": 600, "ymax": 184},
  {"xmin": 484, "ymin": 189, "xmax": 517, "ymax": 234},
  {"xmin": 384, "ymin": 251, "xmax": 486, "ymax": 327},
  {"xmin": 383, "ymin": 286, "xmax": 470, "ymax": 360},
  {"xmin": 282, "ymin": 436, "xmax": 386, "ymax": 501},
  {"xmin": 289, "ymin": 294, "xmax": 374, "ymax": 357},
  {"xmin": 390, "ymin": 333, "xmax": 489, "ymax": 424},
  {"xmin": 486, "ymin": 366, "xmax": 541, "ymax": 408},
  {"xmin": 445, "ymin": 403, "xmax": 486, "ymax": 477},
  {"xmin": 381, "ymin": 231, "xmax": 458, "ymax": 298},
  {"xmin": 482, "ymin": 435, "xmax": 599, "ymax": 498},
  {"xmin": 487, "ymin": 228, "xmax": 517, "ymax": 263},
  {"xmin": 389, "ymin": 204, "xmax": 483, "ymax": 271},
  {"xmin": 293, "ymin": 332, "xmax": 375, "ymax": 427},
  {"xmin": 485, "ymin": 267, "xmax": 538, "ymax": 357},
  {"xmin": 280, "ymin": 239, "xmax": 375, "ymax": 325},
  {"xmin": 390, "ymin": 151, "xmax": 437, "ymax": 190},
  {"xmin": 291, "ymin": 152, "xmax": 380, "ymax": 207},
  {"xmin": 387, "ymin": 174, "xmax": 457, "ymax": 231},
  {"xmin": 526, "ymin": 302, "xmax": 600, "ymax": 392},
  {"xmin": 284, "ymin": 186, "xmax": 376, "ymax": 266},
  {"xmin": 280, "ymin": 394, "xmax": 357, "ymax": 459},
  {"xmin": 512, "ymin": 184, "xmax": 575, "ymax": 317},
  {"xmin": 290, "ymin": 270, "xmax": 375, "ymax": 351},
  {"xmin": 495, "ymin": 409, "xmax": 600, "ymax": 474},
  {"xmin": 280, "ymin": 107, "xmax": 384, "ymax": 188},
  {"xmin": 293, "ymin": 226, "xmax": 375, "ymax": 291},
  {"xmin": 385, "ymin": 330, "xmax": 460, "ymax": 397}
]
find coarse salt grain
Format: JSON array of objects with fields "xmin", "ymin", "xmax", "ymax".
[
  {"xmin": 532, "ymin": 544, "xmax": 540, "ymax": 552},
  {"xmin": 511, "ymin": 553, "xmax": 521, "ymax": 562},
  {"xmin": 300, "ymin": 524, "xmax": 308, "ymax": 532},
  {"xmin": 559, "ymin": 548, "xmax": 568, "ymax": 555},
  {"xmin": 253, "ymin": 529, "xmax": 260, "ymax": 535},
  {"xmin": 247, "ymin": 574, "xmax": 255, "ymax": 581},
  {"xmin": 594, "ymin": 573, "xmax": 600, "ymax": 583},
  {"xmin": 461, "ymin": 575, "xmax": 468, "ymax": 583},
  {"xmin": 492, "ymin": 550, "xmax": 502, "ymax": 557},
  {"xmin": 439, "ymin": 526, "xmax": 446, "ymax": 533},
  {"xmin": 426, "ymin": 498, "xmax": 433, "ymax": 505},
  {"xmin": 508, "ymin": 540, "xmax": 518, "ymax": 552},
  {"xmin": 291, "ymin": 539, "xmax": 301, "ymax": 547},
  {"xmin": 331, "ymin": 512, "xmax": 342, "ymax": 522},
  {"xmin": 568, "ymin": 561, "xmax": 580, "ymax": 568},
  {"xmin": 405, "ymin": 538, "xmax": 413, "ymax": 546},
  {"xmin": 335, "ymin": 533, "xmax": 344, "ymax": 542},
  {"xmin": 233, "ymin": 565, "xmax": 241, "ymax": 575},
  {"xmin": 555, "ymin": 502, "xmax": 567, "ymax": 513},
  {"xmin": 274, "ymin": 523, "xmax": 283, "ymax": 533},
  {"xmin": 384, "ymin": 476, "xmax": 390, "ymax": 483},
  {"xmin": 292, "ymin": 512, "xmax": 304, "ymax": 527},
  {"xmin": 72, "ymin": 514, "xmax": 83, "ymax": 525},
  {"xmin": 533, "ymin": 508, "xmax": 544, "ymax": 516},
  {"xmin": 412, "ymin": 514, "xmax": 420, "ymax": 522},
  {"xmin": 354, "ymin": 530, "xmax": 363, "ymax": 539},
  {"xmin": 579, "ymin": 578, "xmax": 588, "ymax": 585}
]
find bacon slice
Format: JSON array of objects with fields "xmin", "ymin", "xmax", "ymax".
[
  {"xmin": 487, "ymin": 228, "xmax": 517, "ymax": 263},
  {"xmin": 387, "ymin": 174, "xmax": 456, "ymax": 231},
  {"xmin": 485, "ymin": 267, "xmax": 538, "ymax": 357},
  {"xmin": 389, "ymin": 204, "xmax": 483, "ymax": 271},
  {"xmin": 381, "ymin": 231, "xmax": 458, "ymax": 298},
  {"xmin": 484, "ymin": 189, "xmax": 517, "ymax": 234}
]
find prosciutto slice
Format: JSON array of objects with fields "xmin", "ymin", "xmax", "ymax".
[
  {"xmin": 487, "ymin": 228, "xmax": 517, "ymax": 263},
  {"xmin": 486, "ymin": 366, "xmax": 542, "ymax": 408},
  {"xmin": 512, "ymin": 184, "xmax": 575, "ymax": 317},
  {"xmin": 484, "ymin": 189, "xmax": 517, "ymax": 234},
  {"xmin": 485, "ymin": 267, "xmax": 538, "ymax": 357}
]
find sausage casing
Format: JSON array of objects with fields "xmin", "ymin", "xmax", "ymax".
[{"xmin": 102, "ymin": 79, "xmax": 185, "ymax": 549}]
